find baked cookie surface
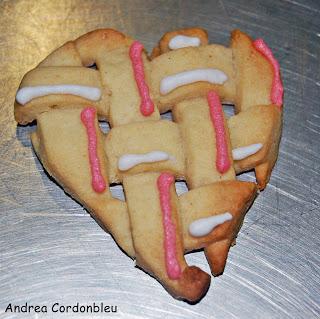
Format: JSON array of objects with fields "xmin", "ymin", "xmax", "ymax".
[{"xmin": 15, "ymin": 27, "xmax": 283, "ymax": 302}]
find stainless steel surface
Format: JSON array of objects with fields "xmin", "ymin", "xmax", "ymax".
[{"xmin": 1, "ymin": 0, "xmax": 319, "ymax": 318}]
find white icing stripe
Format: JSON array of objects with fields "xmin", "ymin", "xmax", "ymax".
[
  {"xmin": 189, "ymin": 212, "xmax": 233, "ymax": 237},
  {"xmin": 168, "ymin": 35, "xmax": 201, "ymax": 50},
  {"xmin": 232, "ymin": 143, "xmax": 263, "ymax": 160},
  {"xmin": 160, "ymin": 68, "xmax": 228, "ymax": 95},
  {"xmin": 118, "ymin": 151, "xmax": 170, "ymax": 171},
  {"xmin": 16, "ymin": 85, "xmax": 101, "ymax": 105}
]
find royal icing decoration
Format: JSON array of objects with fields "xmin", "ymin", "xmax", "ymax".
[
  {"xmin": 207, "ymin": 90, "xmax": 231, "ymax": 174},
  {"xmin": 232, "ymin": 143, "xmax": 263, "ymax": 160},
  {"xmin": 168, "ymin": 35, "xmax": 201, "ymax": 50},
  {"xmin": 16, "ymin": 85, "xmax": 101, "ymax": 105},
  {"xmin": 189, "ymin": 212, "xmax": 233, "ymax": 237},
  {"xmin": 253, "ymin": 38, "xmax": 283, "ymax": 107},
  {"xmin": 160, "ymin": 68, "xmax": 228, "ymax": 95},
  {"xmin": 157, "ymin": 173, "xmax": 181, "ymax": 280},
  {"xmin": 81, "ymin": 107, "xmax": 106, "ymax": 193},
  {"xmin": 118, "ymin": 151, "xmax": 170, "ymax": 171},
  {"xmin": 129, "ymin": 41, "xmax": 155, "ymax": 116}
]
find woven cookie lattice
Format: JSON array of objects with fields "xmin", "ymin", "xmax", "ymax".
[{"xmin": 15, "ymin": 28, "xmax": 283, "ymax": 302}]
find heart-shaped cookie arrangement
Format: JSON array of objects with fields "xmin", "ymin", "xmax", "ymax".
[{"xmin": 15, "ymin": 27, "xmax": 283, "ymax": 302}]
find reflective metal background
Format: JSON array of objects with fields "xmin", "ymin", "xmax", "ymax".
[{"xmin": 0, "ymin": 0, "xmax": 319, "ymax": 318}]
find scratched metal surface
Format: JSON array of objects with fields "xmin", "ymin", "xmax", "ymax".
[{"xmin": 0, "ymin": 0, "xmax": 320, "ymax": 318}]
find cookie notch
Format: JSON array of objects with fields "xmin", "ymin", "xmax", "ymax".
[{"xmin": 15, "ymin": 27, "xmax": 283, "ymax": 302}]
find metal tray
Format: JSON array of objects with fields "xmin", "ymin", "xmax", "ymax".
[{"xmin": 1, "ymin": 1, "xmax": 319, "ymax": 318}]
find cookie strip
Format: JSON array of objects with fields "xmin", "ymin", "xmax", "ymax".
[
  {"xmin": 38, "ymin": 41, "xmax": 83, "ymax": 67},
  {"xmin": 31, "ymin": 108, "xmax": 134, "ymax": 257},
  {"xmin": 173, "ymin": 97, "xmax": 235, "ymax": 189},
  {"xmin": 150, "ymin": 27, "xmax": 208, "ymax": 58},
  {"xmin": 19, "ymin": 66, "xmax": 101, "ymax": 89},
  {"xmin": 123, "ymin": 172, "xmax": 210, "ymax": 302},
  {"xmin": 179, "ymin": 180, "xmax": 257, "ymax": 275},
  {"xmin": 151, "ymin": 45, "xmax": 236, "ymax": 112},
  {"xmin": 14, "ymin": 66, "xmax": 106, "ymax": 124},
  {"xmin": 74, "ymin": 29, "xmax": 157, "ymax": 126},
  {"xmin": 105, "ymin": 121, "xmax": 185, "ymax": 183},
  {"xmin": 231, "ymin": 30, "xmax": 278, "ymax": 112},
  {"xmin": 74, "ymin": 28, "xmax": 133, "ymax": 66},
  {"xmin": 101, "ymin": 46, "xmax": 160, "ymax": 126},
  {"xmin": 228, "ymin": 104, "xmax": 282, "ymax": 189}
]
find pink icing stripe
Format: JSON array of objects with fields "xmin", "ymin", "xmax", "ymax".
[
  {"xmin": 81, "ymin": 107, "xmax": 106, "ymax": 193},
  {"xmin": 207, "ymin": 91, "xmax": 231, "ymax": 174},
  {"xmin": 157, "ymin": 173, "xmax": 181, "ymax": 280},
  {"xmin": 253, "ymin": 38, "xmax": 284, "ymax": 107},
  {"xmin": 129, "ymin": 41, "xmax": 155, "ymax": 116}
]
